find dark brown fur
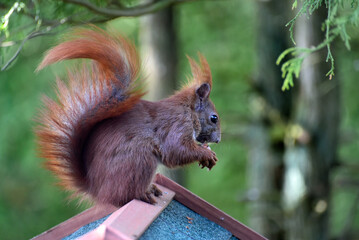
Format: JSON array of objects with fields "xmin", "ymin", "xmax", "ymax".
[{"xmin": 36, "ymin": 27, "xmax": 221, "ymax": 207}]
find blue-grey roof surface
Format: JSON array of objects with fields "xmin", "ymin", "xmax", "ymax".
[
  {"xmin": 62, "ymin": 215, "xmax": 109, "ymax": 240},
  {"xmin": 140, "ymin": 200, "xmax": 239, "ymax": 240}
]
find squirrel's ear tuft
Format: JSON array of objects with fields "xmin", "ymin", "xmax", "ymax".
[
  {"xmin": 198, "ymin": 54, "xmax": 212, "ymax": 87},
  {"xmin": 187, "ymin": 53, "xmax": 212, "ymax": 88},
  {"xmin": 196, "ymin": 83, "xmax": 211, "ymax": 100}
]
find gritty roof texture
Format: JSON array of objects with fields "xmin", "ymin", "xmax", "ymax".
[{"xmin": 140, "ymin": 200, "xmax": 239, "ymax": 240}]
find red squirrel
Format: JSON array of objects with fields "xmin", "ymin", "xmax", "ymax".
[{"xmin": 36, "ymin": 27, "xmax": 221, "ymax": 207}]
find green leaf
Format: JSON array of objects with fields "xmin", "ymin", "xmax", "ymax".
[
  {"xmin": 292, "ymin": 0, "xmax": 298, "ymax": 10},
  {"xmin": 276, "ymin": 47, "xmax": 296, "ymax": 65}
]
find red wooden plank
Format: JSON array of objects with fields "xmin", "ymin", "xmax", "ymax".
[
  {"xmin": 32, "ymin": 204, "xmax": 118, "ymax": 240},
  {"xmin": 154, "ymin": 174, "xmax": 268, "ymax": 240},
  {"xmin": 79, "ymin": 224, "xmax": 130, "ymax": 240},
  {"xmin": 104, "ymin": 184, "xmax": 174, "ymax": 239},
  {"xmin": 72, "ymin": 225, "xmax": 107, "ymax": 240}
]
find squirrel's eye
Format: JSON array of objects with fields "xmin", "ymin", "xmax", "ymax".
[{"xmin": 210, "ymin": 114, "xmax": 218, "ymax": 124}]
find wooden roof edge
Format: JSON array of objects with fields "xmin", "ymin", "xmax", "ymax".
[
  {"xmin": 154, "ymin": 173, "xmax": 268, "ymax": 240},
  {"xmin": 31, "ymin": 204, "xmax": 118, "ymax": 240}
]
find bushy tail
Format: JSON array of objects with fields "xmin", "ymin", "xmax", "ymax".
[{"xmin": 36, "ymin": 27, "xmax": 145, "ymax": 196}]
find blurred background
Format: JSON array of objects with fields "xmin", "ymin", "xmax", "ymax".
[{"xmin": 0, "ymin": 0, "xmax": 359, "ymax": 239}]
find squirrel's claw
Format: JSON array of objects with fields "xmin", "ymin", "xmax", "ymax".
[
  {"xmin": 140, "ymin": 191, "xmax": 157, "ymax": 205},
  {"xmin": 198, "ymin": 151, "xmax": 217, "ymax": 170},
  {"xmin": 150, "ymin": 184, "xmax": 163, "ymax": 197}
]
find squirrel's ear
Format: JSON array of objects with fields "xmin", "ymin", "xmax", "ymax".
[{"xmin": 196, "ymin": 83, "xmax": 211, "ymax": 100}]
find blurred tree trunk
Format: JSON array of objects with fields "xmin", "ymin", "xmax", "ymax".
[
  {"xmin": 247, "ymin": 1, "xmax": 292, "ymax": 239},
  {"xmin": 282, "ymin": 6, "xmax": 340, "ymax": 240},
  {"xmin": 139, "ymin": 1, "xmax": 184, "ymax": 184}
]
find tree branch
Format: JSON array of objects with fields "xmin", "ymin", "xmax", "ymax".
[
  {"xmin": 62, "ymin": 0, "xmax": 195, "ymax": 17},
  {"xmin": 1, "ymin": 0, "xmax": 199, "ymax": 70},
  {"xmin": 1, "ymin": 30, "xmax": 55, "ymax": 71}
]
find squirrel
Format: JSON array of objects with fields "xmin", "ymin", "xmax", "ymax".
[{"xmin": 36, "ymin": 27, "xmax": 221, "ymax": 207}]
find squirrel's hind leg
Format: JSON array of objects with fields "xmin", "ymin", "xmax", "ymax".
[{"xmin": 128, "ymin": 150, "xmax": 160, "ymax": 205}]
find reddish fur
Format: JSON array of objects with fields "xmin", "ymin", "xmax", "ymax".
[{"xmin": 36, "ymin": 27, "xmax": 220, "ymax": 207}]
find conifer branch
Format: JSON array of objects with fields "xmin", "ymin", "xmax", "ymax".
[{"xmin": 279, "ymin": 0, "xmax": 359, "ymax": 90}]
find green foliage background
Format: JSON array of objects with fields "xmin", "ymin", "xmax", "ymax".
[{"xmin": 0, "ymin": 1, "xmax": 358, "ymax": 239}]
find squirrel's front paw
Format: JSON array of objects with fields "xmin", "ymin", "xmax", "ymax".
[{"xmin": 198, "ymin": 151, "xmax": 217, "ymax": 170}]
